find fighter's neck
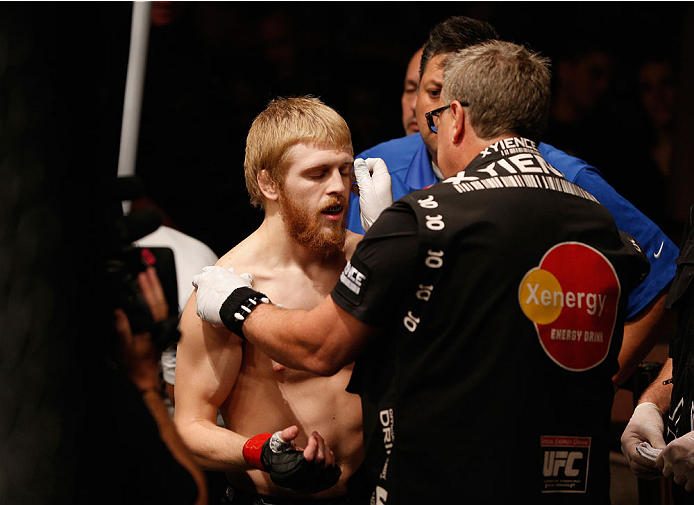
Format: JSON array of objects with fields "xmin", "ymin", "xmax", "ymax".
[{"xmin": 256, "ymin": 213, "xmax": 346, "ymax": 271}]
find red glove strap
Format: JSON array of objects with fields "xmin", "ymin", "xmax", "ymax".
[{"xmin": 243, "ymin": 433, "xmax": 272, "ymax": 470}]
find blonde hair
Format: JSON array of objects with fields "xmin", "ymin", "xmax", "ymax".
[
  {"xmin": 442, "ymin": 40, "xmax": 551, "ymax": 140},
  {"xmin": 244, "ymin": 96, "xmax": 353, "ymax": 208}
]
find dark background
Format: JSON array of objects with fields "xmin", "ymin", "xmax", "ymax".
[{"xmin": 0, "ymin": 2, "xmax": 692, "ymax": 503}]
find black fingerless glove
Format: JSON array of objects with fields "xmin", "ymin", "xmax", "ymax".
[
  {"xmin": 243, "ymin": 433, "xmax": 342, "ymax": 494},
  {"xmin": 262, "ymin": 445, "xmax": 342, "ymax": 494}
]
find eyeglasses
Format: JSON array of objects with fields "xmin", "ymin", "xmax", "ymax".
[{"xmin": 424, "ymin": 102, "xmax": 469, "ymax": 134}]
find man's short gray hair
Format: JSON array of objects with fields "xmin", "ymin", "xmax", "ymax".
[{"xmin": 442, "ymin": 40, "xmax": 552, "ymax": 141}]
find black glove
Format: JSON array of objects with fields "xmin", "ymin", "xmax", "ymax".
[{"xmin": 243, "ymin": 432, "xmax": 342, "ymax": 494}]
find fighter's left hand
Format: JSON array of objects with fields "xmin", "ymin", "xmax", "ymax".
[
  {"xmin": 243, "ymin": 426, "xmax": 341, "ymax": 494},
  {"xmin": 353, "ymin": 157, "xmax": 393, "ymax": 232},
  {"xmin": 192, "ymin": 266, "xmax": 253, "ymax": 326},
  {"xmin": 657, "ymin": 431, "xmax": 694, "ymax": 492}
]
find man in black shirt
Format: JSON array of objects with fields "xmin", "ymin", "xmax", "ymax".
[
  {"xmin": 193, "ymin": 41, "xmax": 649, "ymax": 503},
  {"xmin": 621, "ymin": 205, "xmax": 694, "ymax": 501}
]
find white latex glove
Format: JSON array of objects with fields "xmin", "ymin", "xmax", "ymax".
[
  {"xmin": 621, "ymin": 402, "xmax": 666, "ymax": 479},
  {"xmin": 354, "ymin": 157, "xmax": 393, "ymax": 232},
  {"xmin": 658, "ymin": 431, "xmax": 694, "ymax": 492},
  {"xmin": 192, "ymin": 266, "xmax": 253, "ymax": 326}
]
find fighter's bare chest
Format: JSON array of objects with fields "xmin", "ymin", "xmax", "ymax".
[{"xmin": 253, "ymin": 272, "xmax": 338, "ymax": 311}]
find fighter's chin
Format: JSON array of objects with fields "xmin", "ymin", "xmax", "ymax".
[
  {"xmin": 310, "ymin": 231, "xmax": 346, "ymax": 256},
  {"xmin": 292, "ymin": 217, "xmax": 345, "ymax": 255}
]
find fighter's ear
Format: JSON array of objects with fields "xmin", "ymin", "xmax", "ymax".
[{"xmin": 258, "ymin": 169, "xmax": 279, "ymax": 201}]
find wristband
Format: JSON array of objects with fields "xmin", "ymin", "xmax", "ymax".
[
  {"xmin": 219, "ymin": 286, "xmax": 271, "ymax": 340},
  {"xmin": 243, "ymin": 432, "xmax": 272, "ymax": 470}
]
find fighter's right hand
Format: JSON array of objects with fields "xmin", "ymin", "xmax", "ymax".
[
  {"xmin": 192, "ymin": 266, "xmax": 253, "ymax": 326},
  {"xmin": 242, "ymin": 426, "xmax": 342, "ymax": 494},
  {"xmin": 621, "ymin": 402, "xmax": 667, "ymax": 479}
]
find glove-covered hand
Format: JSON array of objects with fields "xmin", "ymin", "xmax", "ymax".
[
  {"xmin": 621, "ymin": 402, "xmax": 666, "ymax": 479},
  {"xmin": 657, "ymin": 431, "xmax": 694, "ymax": 492},
  {"xmin": 192, "ymin": 266, "xmax": 253, "ymax": 326},
  {"xmin": 354, "ymin": 157, "xmax": 392, "ymax": 232},
  {"xmin": 243, "ymin": 427, "xmax": 342, "ymax": 494}
]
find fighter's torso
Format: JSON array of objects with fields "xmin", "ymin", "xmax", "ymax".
[{"xmin": 217, "ymin": 232, "xmax": 364, "ymax": 498}]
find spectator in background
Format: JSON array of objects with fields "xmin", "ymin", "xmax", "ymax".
[
  {"xmin": 134, "ymin": 223, "xmax": 218, "ymax": 415},
  {"xmin": 632, "ymin": 55, "xmax": 679, "ymax": 239},
  {"xmin": 639, "ymin": 56, "xmax": 678, "ymax": 179},
  {"xmin": 593, "ymin": 53, "xmax": 681, "ymax": 242},
  {"xmin": 134, "ymin": 215, "xmax": 226, "ymax": 505},
  {"xmin": 401, "ymin": 46, "xmax": 424, "ymax": 136},
  {"xmin": 89, "ymin": 174, "xmax": 209, "ymax": 504},
  {"xmin": 543, "ymin": 41, "xmax": 615, "ymax": 170},
  {"xmin": 105, "ymin": 262, "xmax": 209, "ymax": 504}
]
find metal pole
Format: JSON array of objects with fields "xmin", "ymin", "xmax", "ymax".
[{"xmin": 117, "ymin": 1, "xmax": 151, "ymax": 212}]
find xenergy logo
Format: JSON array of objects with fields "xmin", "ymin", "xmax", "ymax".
[{"xmin": 519, "ymin": 242, "xmax": 621, "ymax": 371}]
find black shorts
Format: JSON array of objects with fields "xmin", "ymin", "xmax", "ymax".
[{"xmin": 223, "ymin": 486, "xmax": 350, "ymax": 505}]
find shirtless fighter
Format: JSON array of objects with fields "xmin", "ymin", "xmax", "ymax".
[{"xmin": 173, "ymin": 96, "xmax": 391, "ymax": 503}]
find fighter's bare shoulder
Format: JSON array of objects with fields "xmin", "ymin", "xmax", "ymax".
[
  {"xmin": 214, "ymin": 233, "xmax": 259, "ymax": 271},
  {"xmin": 344, "ymin": 230, "xmax": 363, "ymax": 261}
]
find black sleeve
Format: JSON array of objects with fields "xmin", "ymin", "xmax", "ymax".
[{"xmin": 332, "ymin": 202, "xmax": 419, "ymax": 326}]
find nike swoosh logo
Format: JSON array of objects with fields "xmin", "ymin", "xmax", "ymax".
[{"xmin": 654, "ymin": 241, "xmax": 664, "ymax": 258}]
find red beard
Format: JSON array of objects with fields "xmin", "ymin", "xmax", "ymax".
[{"xmin": 278, "ymin": 193, "xmax": 347, "ymax": 255}]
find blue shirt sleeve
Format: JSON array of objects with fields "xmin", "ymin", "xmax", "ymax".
[
  {"xmin": 347, "ymin": 191, "xmax": 365, "ymax": 235},
  {"xmin": 539, "ymin": 143, "xmax": 678, "ymax": 318}
]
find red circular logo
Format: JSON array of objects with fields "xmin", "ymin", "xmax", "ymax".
[{"xmin": 519, "ymin": 242, "xmax": 621, "ymax": 371}]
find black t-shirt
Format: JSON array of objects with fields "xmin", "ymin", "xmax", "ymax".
[
  {"xmin": 664, "ymin": 206, "xmax": 694, "ymax": 504},
  {"xmin": 333, "ymin": 137, "xmax": 649, "ymax": 504}
]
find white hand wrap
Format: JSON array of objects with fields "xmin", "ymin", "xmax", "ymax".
[{"xmin": 269, "ymin": 431, "xmax": 293, "ymax": 453}]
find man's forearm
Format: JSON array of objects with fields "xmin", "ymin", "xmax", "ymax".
[
  {"xmin": 614, "ymin": 290, "xmax": 675, "ymax": 387},
  {"xmin": 637, "ymin": 358, "xmax": 674, "ymax": 415},
  {"xmin": 242, "ymin": 295, "xmax": 374, "ymax": 376},
  {"xmin": 243, "ymin": 303, "xmax": 339, "ymax": 375}
]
